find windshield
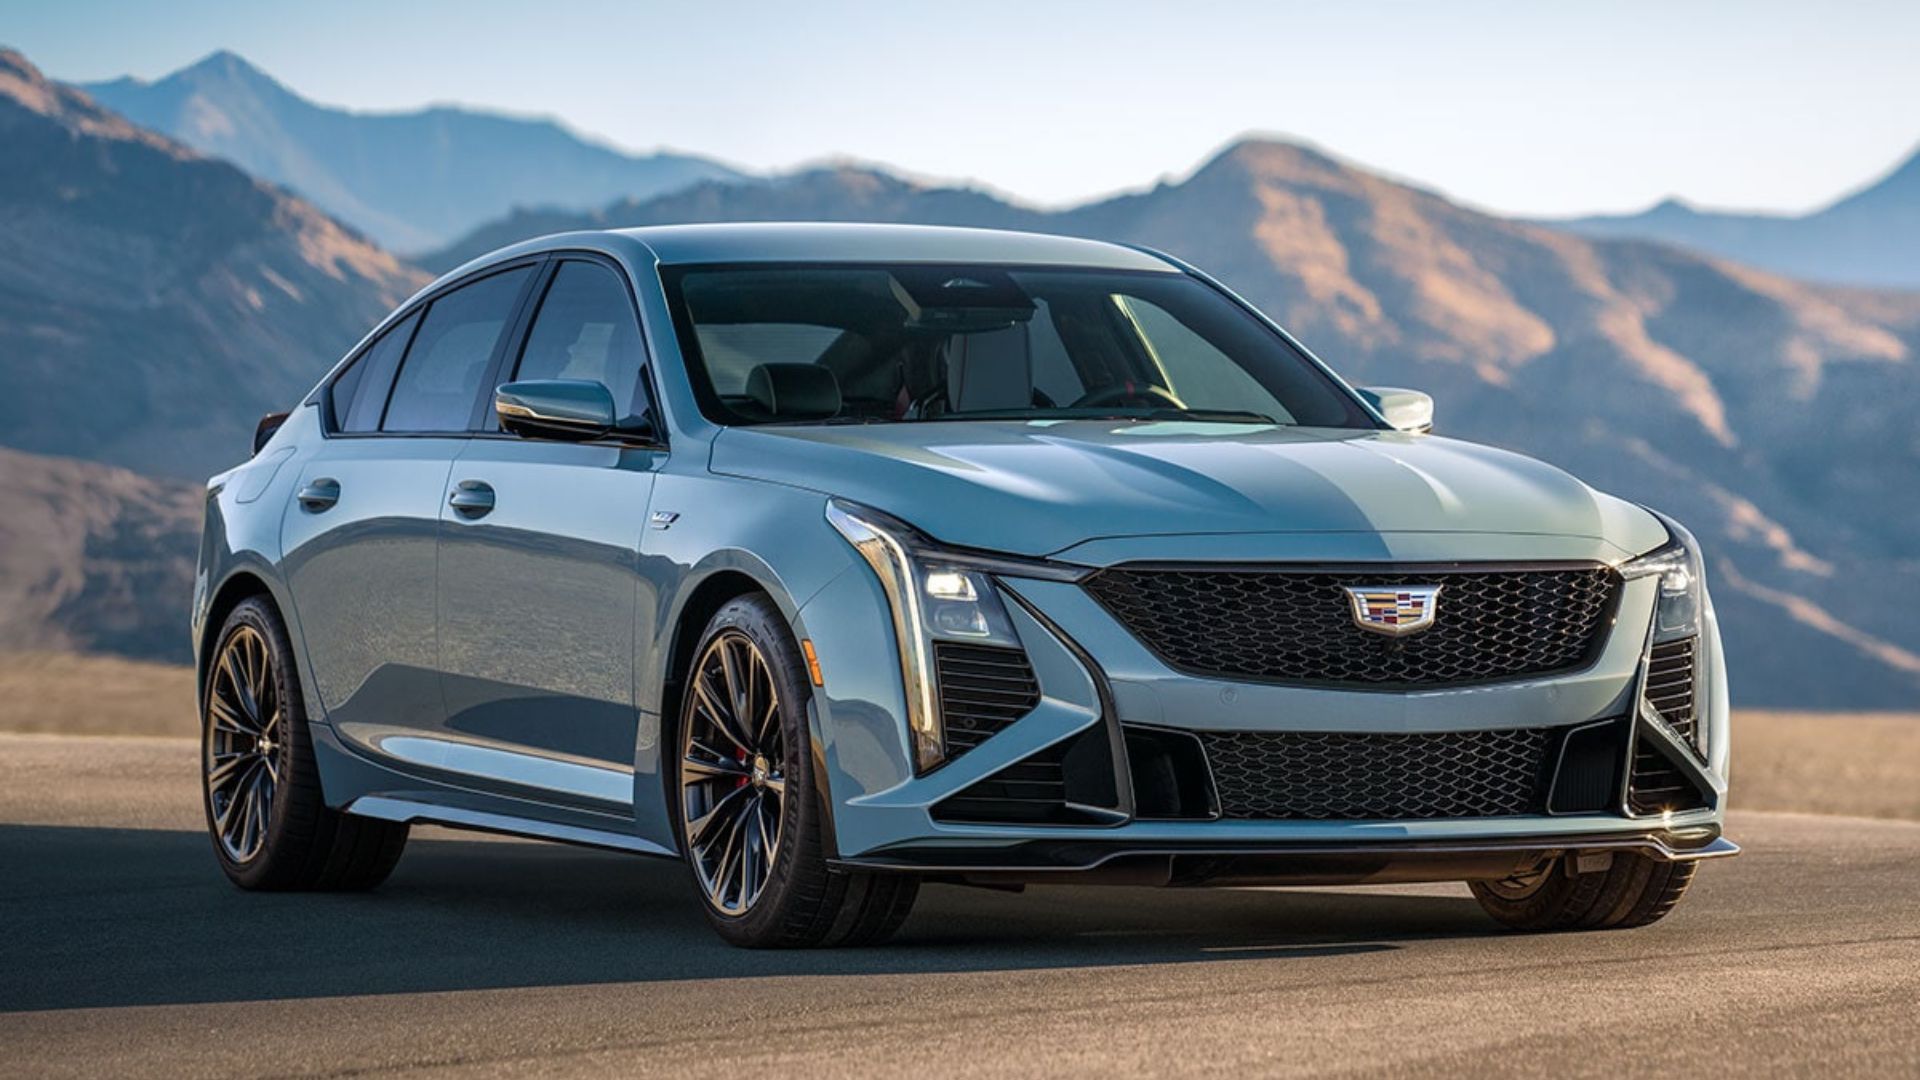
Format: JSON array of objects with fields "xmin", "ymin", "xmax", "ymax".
[{"xmin": 660, "ymin": 263, "xmax": 1376, "ymax": 429}]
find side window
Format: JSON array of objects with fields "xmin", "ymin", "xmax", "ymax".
[
  {"xmin": 329, "ymin": 312, "xmax": 419, "ymax": 433},
  {"xmin": 511, "ymin": 261, "xmax": 650, "ymax": 425},
  {"xmin": 382, "ymin": 266, "xmax": 533, "ymax": 433}
]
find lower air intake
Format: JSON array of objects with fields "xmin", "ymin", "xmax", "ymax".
[
  {"xmin": 1627, "ymin": 740, "xmax": 1710, "ymax": 816},
  {"xmin": 1199, "ymin": 728, "xmax": 1555, "ymax": 820},
  {"xmin": 932, "ymin": 727, "xmax": 1122, "ymax": 826}
]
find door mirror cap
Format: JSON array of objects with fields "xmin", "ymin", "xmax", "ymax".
[
  {"xmin": 253, "ymin": 411, "xmax": 290, "ymax": 455},
  {"xmin": 495, "ymin": 380, "xmax": 617, "ymax": 442},
  {"xmin": 1357, "ymin": 386, "xmax": 1434, "ymax": 433}
]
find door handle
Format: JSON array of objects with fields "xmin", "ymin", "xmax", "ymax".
[
  {"xmin": 448, "ymin": 479, "xmax": 495, "ymax": 517},
  {"xmin": 296, "ymin": 478, "xmax": 340, "ymax": 512}
]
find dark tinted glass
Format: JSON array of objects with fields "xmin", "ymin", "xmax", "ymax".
[
  {"xmin": 662, "ymin": 265, "xmax": 1371, "ymax": 428},
  {"xmin": 383, "ymin": 267, "xmax": 532, "ymax": 433},
  {"xmin": 510, "ymin": 262, "xmax": 649, "ymax": 426},
  {"xmin": 329, "ymin": 311, "xmax": 419, "ymax": 433}
]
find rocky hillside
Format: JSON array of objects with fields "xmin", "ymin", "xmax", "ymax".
[
  {"xmin": 82, "ymin": 51, "xmax": 742, "ymax": 252},
  {"xmin": 428, "ymin": 144, "xmax": 1920, "ymax": 707},
  {"xmin": 0, "ymin": 48, "xmax": 426, "ymax": 481},
  {"xmin": 0, "ymin": 447, "xmax": 201, "ymax": 661}
]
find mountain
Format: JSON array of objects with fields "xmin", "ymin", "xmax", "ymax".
[
  {"xmin": 80, "ymin": 51, "xmax": 743, "ymax": 253},
  {"xmin": 0, "ymin": 447, "xmax": 200, "ymax": 661},
  {"xmin": 0, "ymin": 48, "xmax": 426, "ymax": 480},
  {"xmin": 428, "ymin": 144, "xmax": 1920, "ymax": 707},
  {"xmin": 1555, "ymin": 144, "xmax": 1920, "ymax": 288}
]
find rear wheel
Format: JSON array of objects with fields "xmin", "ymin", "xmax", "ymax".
[
  {"xmin": 674, "ymin": 594, "xmax": 917, "ymax": 947},
  {"xmin": 202, "ymin": 596, "xmax": 409, "ymax": 891},
  {"xmin": 1470, "ymin": 851, "xmax": 1698, "ymax": 931}
]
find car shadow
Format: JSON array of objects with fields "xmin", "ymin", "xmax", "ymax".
[{"xmin": 0, "ymin": 824, "xmax": 1499, "ymax": 1012}]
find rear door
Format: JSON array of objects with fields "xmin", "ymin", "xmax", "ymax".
[
  {"xmin": 280, "ymin": 262, "xmax": 538, "ymax": 754},
  {"xmin": 434, "ymin": 257, "xmax": 664, "ymax": 810}
]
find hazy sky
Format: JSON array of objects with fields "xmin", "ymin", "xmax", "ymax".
[{"xmin": 11, "ymin": 0, "xmax": 1919, "ymax": 217}]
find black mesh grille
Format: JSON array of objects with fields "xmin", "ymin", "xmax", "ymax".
[
  {"xmin": 935, "ymin": 643, "xmax": 1040, "ymax": 758},
  {"xmin": 1085, "ymin": 565, "xmax": 1619, "ymax": 687},
  {"xmin": 1645, "ymin": 637, "xmax": 1698, "ymax": 749},
  {"xmin": 1199, "ymin": 728, "xmax": 1555, "ymax": 820}
]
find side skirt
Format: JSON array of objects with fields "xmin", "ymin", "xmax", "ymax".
[{"xmin": 345, "ymin": 795, "xmax": 678, "ymax": 858}]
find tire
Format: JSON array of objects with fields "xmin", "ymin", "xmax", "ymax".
[
  {"xmin": 1470, "ymin": 851, "xmax": 1698, "ymax": 931},
  {"xmin": 672, "ymin": 593, "xmax": 918, "ymax": 948},
  {"xmin": 201, "ymin": 596, "xmax": 409, "ymax": 891}
]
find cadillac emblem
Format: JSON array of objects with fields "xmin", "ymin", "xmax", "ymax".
[{"xmin": 1343, "ymin": 585, "xmax": 1441, "ymax": 636}]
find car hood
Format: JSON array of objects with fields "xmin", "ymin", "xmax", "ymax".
[{"xmin": 710, "ymin": 420, "xmax": 1666, "ymax": 559}]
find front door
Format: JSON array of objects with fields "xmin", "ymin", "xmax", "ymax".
[
  {"xmin": 433, "ymin": 258, "xmax": 662, "ymax": 811},
  {"xmin": 284, "ymin": 262, "xmax": 539, "ymax": 769}
]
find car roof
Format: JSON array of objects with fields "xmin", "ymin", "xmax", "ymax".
[{"xmin": 522, "ymin": 222, "xmax": 1181, "ymax": 272}]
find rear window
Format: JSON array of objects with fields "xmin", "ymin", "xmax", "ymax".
[{"xmin": 328, "ymin": 312, "xmax": 418, "ymax": 433}]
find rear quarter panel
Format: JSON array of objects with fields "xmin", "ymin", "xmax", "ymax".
[{"xmin": 192, "ymin": 404, "xmax": 321, "ymax": 717}]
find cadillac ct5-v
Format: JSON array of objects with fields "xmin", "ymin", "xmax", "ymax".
[{"xmin": 194, "ymin": 223, "xmax": 1734, "ymax": 946}]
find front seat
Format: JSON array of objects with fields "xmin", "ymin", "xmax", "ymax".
[
  {"xmin": 745, "ymin": 363, "xmax": 842, "ymax": 420},
  {"xmin": 946, "ymin": 326, "xmax": 1034, "ymax": 412}
]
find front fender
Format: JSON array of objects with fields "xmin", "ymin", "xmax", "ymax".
[{"xmin": 630, "ymin": 468, "xmax": 865, "ymax": 848}]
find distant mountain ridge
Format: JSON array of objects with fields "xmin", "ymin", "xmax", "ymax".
[
  {"xmin": 1554, "ymin": 144, "xmax": 1920, "ymax": 288},
  {"xmin": 423, "ymin": 144, "xmax": 1920, "ymax": 707},
  {"xmin": 80, "ymin": 51, "xmax": 743, "ymax": 252}
]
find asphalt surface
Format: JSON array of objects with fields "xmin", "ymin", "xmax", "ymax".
[{"xmin": 2, "ymin": 733, "xmax": 1917, "ymax": 1078}]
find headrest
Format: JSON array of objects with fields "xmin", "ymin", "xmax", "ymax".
[{"xmin": 744, "ymin": 363, "xmax": 842, "ymax": 419}]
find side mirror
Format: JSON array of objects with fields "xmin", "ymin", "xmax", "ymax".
[
  {"xmin": 253, "ymin": 411, "xmax": 290, "ymax": 455},
  {"xmin": 1357, "ymin": 386, "xmax": 1434, "ymax": 434},
  {"xmin": 495, "ymin": 380, "xmax": 617, "ymax": 442}
]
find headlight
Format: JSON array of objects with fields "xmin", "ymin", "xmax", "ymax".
[
  {"xmin": 826, "ymin": 499, "xmax": 1075, "ymax": 772},
  {"xmin": 1620, "ymin": 510, "xmax": 1704, "ymax": 643}
]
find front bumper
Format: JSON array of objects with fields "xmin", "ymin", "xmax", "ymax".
[{"xmin": 799, "ymin": 543, "xmax": 1733, "ymax": 874}]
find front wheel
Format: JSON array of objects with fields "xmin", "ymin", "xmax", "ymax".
[
  {"xmin": 1470, "ymin": 851, "xmax": 1698, "ymax": 931},
  {"xmin": 674, "ymin": 594, "xmax": 917, "ymax": 947}
]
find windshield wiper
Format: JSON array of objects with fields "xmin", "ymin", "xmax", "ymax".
[
  {"xmin": 766, "ymin": 415, "xmax": 895, "ymax": 426},
  {"xmin": 1130, "ymin": 408, "xmax": 1280, "ymax": 425},
  {"xmin": 889, "ymin": 408, "xmax": 1284, "ymax": 425}
]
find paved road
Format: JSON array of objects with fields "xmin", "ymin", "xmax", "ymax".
[{"xmin": 2, "ymin": 733, "xmax": 1917, "ymax": 1078}]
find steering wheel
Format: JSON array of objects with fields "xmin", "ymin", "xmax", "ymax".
[{"xmin": 1071, "ymin": 384, "xmax": 1184, "ymax": 410}]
